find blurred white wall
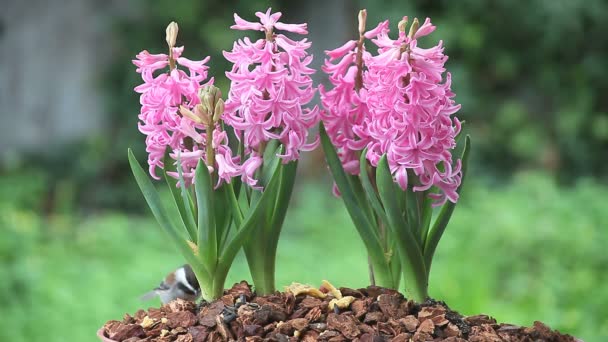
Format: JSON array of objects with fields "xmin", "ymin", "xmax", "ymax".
[{"xmin": 0, "ymin": 0, "xmax": 131, "ymax": 159}]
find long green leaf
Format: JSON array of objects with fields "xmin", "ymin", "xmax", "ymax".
[
  {"xmin": 214, "ymin": 184, "xmax": 231, "ymax": 247},
  {"xmin": 226, "ymin": 182, "xmax": 243, "ymax": 226},
  {"xmin": 218, "ymin": 154, "xmax": 283, "ymax": 268},
  {"xmin": 419, "ymin": 190, "xmax": 434, "ymax": 247},
  {"xmin": 423, "ymin": 135, "xmax": 471, "ymax": 269},
  {"xmin": 194, "ymin": 159, "xmax": 217, "ymax": 272},
  {"xmin": 263, "ymin": 160, "xmax": 298, "ymax": 286},
  {"xmin": 249, "ymin": 140, "xmax": 280, "ymax": 208},
  {"xmin": 176, "ymin": 154, "xmax": 198, "ymax": 243},
  {"xmin": 359, "ymin": 148, "xmax": 389, "ymax": 225},
  {"xmin": 163, "ymin": 153, "xmax": 197, "ymax": 241},
  {"xmin": 319, "ymin": 123, "xmax": 385, "ymax": 270},
  {"xmin": 405, "ymin": 181, "xmax": 421, "ymax": 238},
  {"xmin": 267, "ymin": 160, "xmax": 297, "ymax": 239},
  {"xmin": 376, "ymin": 155, "xmax": 428, "ymax": 301},
  {"xmin": 127, "ymin": 149, "xmax": 209, "ymax": 279},
  {"xmin": 261, "ymin": 140, "xmax": 280, "ymax": 187}
]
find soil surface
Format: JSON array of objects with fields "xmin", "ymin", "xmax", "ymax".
[{"xmin": 101, "ymin": 281, "xmax": 579, "ymax": 341}]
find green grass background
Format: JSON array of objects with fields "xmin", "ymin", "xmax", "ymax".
[{"xmin": 1, "ymin": 172, "xmax": 606, "ymax": 341}]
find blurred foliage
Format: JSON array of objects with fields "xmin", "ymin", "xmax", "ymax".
[
  {"xmin": 2, "ymin": 0, "xmax": 607, "ymax": 211},
  {"xmin": 0, "ymin": 174, "xmax": 606, "ymax": 341},
  {"xmin": 362, "ymin": 0, "xmax": 608, "ymax": 182}
]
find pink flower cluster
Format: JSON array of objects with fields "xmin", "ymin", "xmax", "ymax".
[
  {"xmin": 223, "ymin": 9, "xmax": 320, "ymax": 172},
  {"xmin": 133, "ymin": 47, "xmax": 241, "ymax": 186},
  {"xmin": 320, "ymin": 18, "xmax": 462, "ymax": 205}
]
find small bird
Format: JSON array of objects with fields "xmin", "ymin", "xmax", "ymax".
[{"xmin": 140, "ymin": 264, "xmax": 201, "ymax": 303}]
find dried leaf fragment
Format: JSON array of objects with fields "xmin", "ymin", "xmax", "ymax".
[
  {"xmin": 328, "ymin": 296, "xmax": 355, "ymax": 310},
  {"xmin": 140, "ymin": 315, "xmax": 155, "ymax": 329},
  {"xmin": 284, "ymin": 283, "xmax": 326, "ymax": 298},
  {"xmin": 321, "ymin": 280, "xmax": 342, "ymax": 299}
]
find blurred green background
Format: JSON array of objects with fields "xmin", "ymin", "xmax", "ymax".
[{"xmin": 1, "ymin": 0, "xmax": 607, "ymax": 341}]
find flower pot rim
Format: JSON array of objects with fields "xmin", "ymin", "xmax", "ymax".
[{"xmin": 97, "ymin": 328, "xmax": 117, "ymax": 342}]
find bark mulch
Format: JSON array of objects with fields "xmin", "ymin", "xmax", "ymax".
[{"xmin": 100, "ymin": 281, "xmax": 580, "ymax": 342}]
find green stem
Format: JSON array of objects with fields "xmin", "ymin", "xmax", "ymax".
[
  {"xmin": 368, "ymin": 256, "xmax": 397, "ymax": 288},
  {"xmin": 205, "ymin": 124, "xmax": 215, "ymax": 168}
]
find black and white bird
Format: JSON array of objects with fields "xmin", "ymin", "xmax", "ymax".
[{"xmin": 140, "ymin": 264, "xmax": 201, "ymax": 303}]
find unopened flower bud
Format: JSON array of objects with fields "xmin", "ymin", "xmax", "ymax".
[
  {"xmin": 213, "ymin": 99, "xmax": 224, "ymax": 122},
  {"xmin": 199, "ymin": 85, "xmax": 222, "ymax": 103},
  {"xmin": 198, "ymin": 85, "xmax": 224, "ymax": 124},
  {"xmin": 166, "ymin": 21, "xmax": 179, "ymax": 48},
  {"xmin": 398, "ymin": 16, "xmax": 408, "ymax": 33},
  {"xmin": 408, "ymin": 18, "xmax": 420, "ymax": 38},
  {"xmin": 358, "ymin": 9, "xmax": 367, "ymax": 36},
  {"xmin": 201, "ymin": 92, "xmax": 214, "ymax": 116}
]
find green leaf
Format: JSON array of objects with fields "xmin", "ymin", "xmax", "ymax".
[
  {"xmin": 419, "ymin": 190, "xmax": 434, "ymax": 247},
  {"xmin": 261, "ymin": 140, "xmax": 280, "ymax": 187},
  {"xmin": 359, "ymin": 148, "xmax": 389, "ymax": 226},
  {"xmin": 127, "ymin": 149, "xmax": 209, "ymax": 279},
  {"xmin": 176, "ymin": 154, "xmax": 198, "ymax": 243},
  {"xmin": 376, "ymin": 155, "xmax": 428, "ymax": 300},
  {"xmin": 218, "ymin": 153, "xmax": 283, "ymax": 269},
  {"xmin": 319, "ymin": 123, "xmax": 385, "ymax": 270},
  {"xmin": 267, "ymin": 160, "xmax": 297, "ymax": 239},
  {"xmin": 388, "ymin": 237, "xmax": 402, "ymax": 288},
  {"xmin": 423, "ymin": 135, "xmax": 472, "ymax": 269},
  {"xmin": 263, "ymin": 160, "xmax": 298, "ymax": 280},
  {"xmin": 194, "ymin": 159, "xmax": 217, "ymax": 272},
  {"xmin": 405, "ymin": 186, "xmax": 421, "ymax": 240},
  {"xmin": 163, "ymin": 152, "xmax": 197, "ymax": 241},
  {"xmin": 249, "ymin": 140, "xmax": 280, "ymax": 208},
  {"xmin": 225, "ymin": 182, "xmax": 243, "ymax": 227},
  {"xmin": 213, "ymin": 184, "xmax": 232, "ymax": 248}
]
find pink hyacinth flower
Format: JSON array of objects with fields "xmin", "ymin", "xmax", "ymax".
[
  {"xmin": 321, "ymin": 17, "xmax": 462, "ymax": 206},
  {"xmin": 223, "ymin": 8, "xmax": 320, "ymax": 178},
  {"xmin": 319, "ymin": 21, "xmax": 388, "ymax": 176},
  {"xmin": 133, "ymin": 47, "xmax": 241, "ymax": 187},
  {"xmin": 364, "ymin": 17, "xmax": 462, "ymax": 206}
]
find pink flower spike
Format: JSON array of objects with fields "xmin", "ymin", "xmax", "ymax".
[
  {"xmin": 224, "ymin": 9, "xmax": 319, "ymax": 165},
  {"xmin": 321, "ymin": 16, "xmax": 462, "ymax": 205},
  {"xmin": 134, "ymin": 38, "xmax": 246, "ymax": 188}
]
